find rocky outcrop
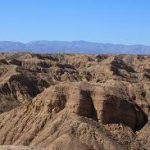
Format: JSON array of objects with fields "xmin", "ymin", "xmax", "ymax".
[
  {"xmin": 0, "ymin": 83, "xmax": 148, "ymax": 150},
  {"xmin": 0, "ymin": 53, "xmax": 150, "ymax": 149},
  {"xmin": 0, "ymin": 145, "xmax": 45, "ymax": 150}
]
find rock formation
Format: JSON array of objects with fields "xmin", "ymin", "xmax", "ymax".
[{"xmin": 0, "ymin": 53, "xmax": 150, "ymax": 149}]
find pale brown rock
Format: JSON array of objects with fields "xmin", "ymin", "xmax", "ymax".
[
  {"xmin": 0, "ymin": 145, "xmax": 46, "ymax": 150},
  {"xmin": 0, "ymin": 53, "xmax": 150, "ymax": 150}
]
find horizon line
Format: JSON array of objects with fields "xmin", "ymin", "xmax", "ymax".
[{"xmin": 0, "ymin": 40, "xmax": 149, "ymax": 47}]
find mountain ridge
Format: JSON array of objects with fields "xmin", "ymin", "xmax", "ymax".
[{"xmin": 0, "ymin": 40, "xmax": 150, "ymax": 54}]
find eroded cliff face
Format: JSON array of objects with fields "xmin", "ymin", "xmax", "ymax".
[{"xmin": 0, "ymin": 53, "xmax": 150, "ymax": 150}]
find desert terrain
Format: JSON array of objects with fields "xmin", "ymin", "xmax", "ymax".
[{"xmin": 0, "ymin": 53, "xmax": 150, "ymax": 150}]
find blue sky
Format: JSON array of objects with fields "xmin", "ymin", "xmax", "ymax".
[{"xmin": 0, "ymin": 0, "xmax": 150, "ymax": 45}]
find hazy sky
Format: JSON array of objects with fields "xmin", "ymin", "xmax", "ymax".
[{"xmin": 0, "ymin": 0, "xmax": 150, "ymax": 44}]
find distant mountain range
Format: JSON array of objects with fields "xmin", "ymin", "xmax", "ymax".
[{"xmin": 0, "ymin": 40, "xmax": 150, "ymax": 54}]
